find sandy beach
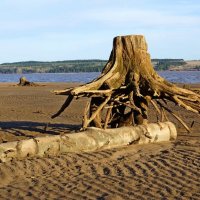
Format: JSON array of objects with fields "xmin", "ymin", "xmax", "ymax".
[{"xmin": 0, "ymin": 82, "xmax": 199, "ymax": 200}]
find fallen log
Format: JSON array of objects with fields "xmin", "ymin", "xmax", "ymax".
[{"xmin": 0, "ymin": 122, "xmax": 177, "ymax": 162}]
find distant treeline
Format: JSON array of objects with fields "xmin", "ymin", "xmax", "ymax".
[
  {"xmin": 0, "ymin": 59, "xmax": 187, "ymax": 73},
  {"xmin": 152, "ymin": 59, "xmax": 186, "ymax": 71},
  {"xmin": 0, "ymin": 60, "xmax": 107, "ymax": 74},
  {"xmin": 194, "ymin": 66, "xmax": 200, "ymax": 70}
]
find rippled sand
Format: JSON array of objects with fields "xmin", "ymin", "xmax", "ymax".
[{"xmin": 0, "ymin": 83, "xmax": 199, "ymax": 200}]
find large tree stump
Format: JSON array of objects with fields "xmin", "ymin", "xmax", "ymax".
[{"xmin": 52, "ymin": 35, "xmax": 200, "ymax": 131}]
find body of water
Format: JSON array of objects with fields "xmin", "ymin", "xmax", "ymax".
[{"xmin": 0, "ymin": 71, "xmax": 199, "ymax": 83}]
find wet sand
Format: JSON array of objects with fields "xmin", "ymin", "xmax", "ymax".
[{"xmin": 0, "ymin": 82, "xmax": 199, "ymax": 200}]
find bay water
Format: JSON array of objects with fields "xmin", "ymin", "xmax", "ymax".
[{"xmin": 0, "ymin": 71, "xmax": 199, "ymax": 83}]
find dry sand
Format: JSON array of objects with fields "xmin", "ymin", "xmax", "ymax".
[{"xmin": 0, "ymin": 82, "xmax": 199, "ymax": 200}]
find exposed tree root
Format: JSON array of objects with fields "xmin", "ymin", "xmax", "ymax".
[{"xmin": 52, "ymin": 35, "xmax": 200, "ymax": 131}]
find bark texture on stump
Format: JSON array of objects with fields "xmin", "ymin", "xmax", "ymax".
[{"xmin": 52, "ymin": 35, "xmax": 200, "ymax": 131}]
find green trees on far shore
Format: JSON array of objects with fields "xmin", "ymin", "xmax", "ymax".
[
  {"xmin": 0, "ymin": 60, "xmax": 107, "ymax": 74},
  {"xmin": 0, "ymin": 59, "xmax": 197, "ymax": 73},
  {"xmin": 152, "ymin": 59, "xmax": 186, "ymax": 71}
]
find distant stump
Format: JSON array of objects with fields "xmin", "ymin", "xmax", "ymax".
[{"xmin": 18, "ymin": 76, "xmax": 36, "ymax": 86}]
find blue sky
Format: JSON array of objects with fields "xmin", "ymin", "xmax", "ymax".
[{"xmin": 0, "ymin": 0, "xmax": 200, "ymax": 63}]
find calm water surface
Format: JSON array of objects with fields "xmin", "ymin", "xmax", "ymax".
[{"xmin": 0, "ymin": 71, "xmax": 199, "ymax": 83}]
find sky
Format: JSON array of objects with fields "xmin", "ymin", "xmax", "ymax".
[{"xmin": 0, "ymin": 0, "xmax": 200, "ymax": 63}]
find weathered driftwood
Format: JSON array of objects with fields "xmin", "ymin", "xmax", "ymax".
[
  {"xmin": 52, "ymin": 35, "xmax": 200, "ymax": 131},
  {"xmin": 0, "ymin": 122, "xmax": 177, "ymax": 162}
]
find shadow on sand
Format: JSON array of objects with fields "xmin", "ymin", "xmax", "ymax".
[{"xmin": 0, "ymin": 121, "xmax": 81, "ymax": 142}]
